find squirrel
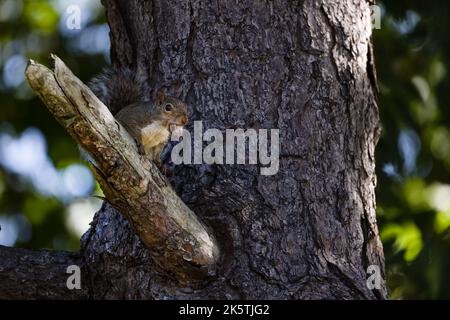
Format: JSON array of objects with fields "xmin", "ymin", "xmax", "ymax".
[{"xmin": 87, "ymin": 67, "xmax": 188, "ymax": 169}]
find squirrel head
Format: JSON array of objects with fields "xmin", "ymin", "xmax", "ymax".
[{"xmin": 154, "ymin": 89, "xmax": 188, "ymax": 132}]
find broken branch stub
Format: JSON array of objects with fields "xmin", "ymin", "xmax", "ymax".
[{"xmin": 25, "ymin": 55, "xmax": 220, "ymax": 283}]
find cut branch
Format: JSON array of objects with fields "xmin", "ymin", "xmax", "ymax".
[
  {"xmin": 24, "ymin": 55, "xmax": 220, "ymax": 283},
  {"xmin": 0, "ymin": 245, "xmax": 88, "ymax": 299}
]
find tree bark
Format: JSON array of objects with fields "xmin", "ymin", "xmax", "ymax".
[
  {"xmin": 0, "ymin": 245, "xmax": 88, "ymax": 299},
  {"xmin": 0, "ymin": 0, "xmax": 387, "ymax": 299}
]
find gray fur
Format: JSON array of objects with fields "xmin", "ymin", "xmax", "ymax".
[{"xmin": 88, "ymin": 67, "xmax": 146, "ymax": 115}]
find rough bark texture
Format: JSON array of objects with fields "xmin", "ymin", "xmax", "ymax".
[
  {"xmin": 81, "ymin": 0, "xmax": 386, "ymax": 299},
  {"xmin": 0, "ymin": 245, "xmax": 88, "ymax": 299},
  {"xmin": 0, "ymin": 0, "xmax": 387, "ymax": 299}
]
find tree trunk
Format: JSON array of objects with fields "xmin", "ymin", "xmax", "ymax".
[{"xmin": 0, "ymin": 0, "xmax": 387, "ymax": 299}]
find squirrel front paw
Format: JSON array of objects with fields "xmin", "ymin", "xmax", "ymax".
[
  {"xmin": 155, "ymin": 159, "xmax": 165, "ymax": 173},
  {"xmin": 155, "ymin": 158, "xmax": 173, "ymax": 177},
  {"xmin": 136, "ymin": 140, "xmax": 146, "ymax": 156}
]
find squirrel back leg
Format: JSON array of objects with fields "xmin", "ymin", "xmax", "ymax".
[{"xmin": 147, "ymin": 143, "xmax": 166, "ymax": 173}]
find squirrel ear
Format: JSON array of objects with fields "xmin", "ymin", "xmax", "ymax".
[{"xmin": 155, "ymin": 89, "xmax": 166, "ymax": 105}]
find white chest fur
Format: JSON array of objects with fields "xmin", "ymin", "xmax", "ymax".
[{"xmin": 141, "ymin": 121, "xmax": 170, "ymax": 151}]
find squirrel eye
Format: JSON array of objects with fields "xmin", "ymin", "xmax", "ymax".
[{"xmin": 165, "ymin": 104, "xmax": 173, "ymax": 112}]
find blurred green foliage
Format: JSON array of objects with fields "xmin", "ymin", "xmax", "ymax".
[
  {"xmin": 0, "ymin": 0, "xmax": 106, "ymax": 250},
  {"xmin": 375, "ymin": 0, "xmax": 450, "ymax": 299},
  {"xmin": 0, "ymin": 0, "xmax": 449, "ymax": 299}
]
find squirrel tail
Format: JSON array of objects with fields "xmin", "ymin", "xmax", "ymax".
[{"xmin": 88, "ymin": 67, "xmax": 146, "ymax": 115}]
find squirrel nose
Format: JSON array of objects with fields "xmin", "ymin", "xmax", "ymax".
[{"xmin": 180, "ymin": 115, "xmax": 188, "ymax": 125}]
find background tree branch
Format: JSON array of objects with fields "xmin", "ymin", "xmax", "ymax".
[
  {"xmin": 24, "ymin": 55, "xmax": 220, "ymax": 284},
  {"xmin": 0, "ymin": 245, "xmax": 88, "ymax": 299}
]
